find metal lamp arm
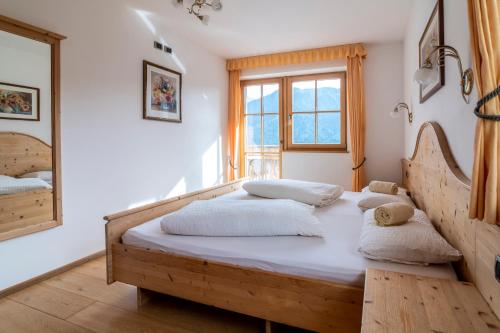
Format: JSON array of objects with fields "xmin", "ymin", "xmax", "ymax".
[{"xmin": 425, "ymin": 45, "xmax": 472, "ymax": 103}]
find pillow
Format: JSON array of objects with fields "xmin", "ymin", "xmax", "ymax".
[
  {"xmin": 160, "ymin": 199, "xmax": 323, "ymax": 237},
  {"xmin": 19, "ymin": 171, "xmax": 53, "ymax": 185},
  {"xmin": 242, "ymin": 179, "xmax": 343, "ymax": 207},
  {"xmin": 357, "ymin": 192, "xmax": 415, "ymax": 211},
  {"xmin": 358, "ymin": 208, "xmax": 462, "ymax": 265}
]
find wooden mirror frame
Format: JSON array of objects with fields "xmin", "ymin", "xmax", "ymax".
[{"xmin": 0, "ymin": 15, "xmax": 66, "ymax": 241}]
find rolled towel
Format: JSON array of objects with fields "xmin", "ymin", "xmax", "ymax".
[
  {"xmin": 374, "ymin": 202, "xmax": 414, "ymax": 226},
  {"xmin": 368, "ymin": 181, "xmax": 398, "ymax": 195},
  {"xmin": 242, "ymin": 179, "xmax": 344, "ymax": 207}
]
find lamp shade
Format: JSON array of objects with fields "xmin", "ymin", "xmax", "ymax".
[
  {"xmin": 413, "ymin": 67, "xmax": 436, "ymax": 85},
  {"xmin": 389, "ymin": 108, "xmax": 401, "ymax": 119}
]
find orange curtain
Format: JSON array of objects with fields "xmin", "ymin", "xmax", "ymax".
[
  {"xmin": 468, "ymin": 0, "xmax": 500, "ymax": 225},
  {"xmin": 347, "ymin": 55, "xmax": 366, "ymax": 192},
  {"xmin": 227, "ymin": 43, "xmax": 366, "ymax": 71},
  {"xmin": 227, "ymin": 70, "xmax": 242, "ymax": 181}
]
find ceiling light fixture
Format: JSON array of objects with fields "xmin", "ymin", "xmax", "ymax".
[{"xmin": 172, "ymin": 0, "xmax": 223, "ymax": 25}]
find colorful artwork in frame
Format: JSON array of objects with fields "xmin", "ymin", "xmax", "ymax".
[
  {"xmin": 143, "ymin": 60, "xmax": 182, "ymax": 123},
  {"xmin": 0, "ymin": 82, "xmax": 40, "ymax": 121},
  {"xmin": 418, "ymin": 0, "xmax": 444, "ymax": 103}
]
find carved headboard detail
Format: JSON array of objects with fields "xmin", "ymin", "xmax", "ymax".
[
  {"xmin": 402, "ymin": 121, "xmax": 500, "ymax": 319},
  {"xmin": 0, "ymin": 132, "xmax": 52, "ymax": 177}
]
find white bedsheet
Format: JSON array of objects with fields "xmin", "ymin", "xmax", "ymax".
[
  {"xmin": 0, "ymin": 175, "xmax": 52, "ymax": 195},
  {"xmin": 122, "ymin": 190, "xmax": 457, "ymax": 287}
]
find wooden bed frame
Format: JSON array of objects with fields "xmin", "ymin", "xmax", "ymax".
[
  {"xmin": 0, "ymin": 132, "xmax": 55, "ymax": 241},
  {"xmin": 402, "ymin": 122, "xmax": 500, "ymax": 320},
  {"xmin": 104, "ymin": 121, "xmax": 499, "ymax": 331},
  {"xmin": 104, "ymin": 180, "xmax": 364, "ymax": 332}
]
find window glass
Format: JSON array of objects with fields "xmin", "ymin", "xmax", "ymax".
[
  {"xmin": 292, "ymin": 113, "xmax": 315, "ymax": 144},
  {"xmin": 317, "ymin": 79, "xmax": 341, "ymax": 111},
  {"xmin": 263, "ymin": 84, "xmax": 279, "ymax": 113},
  {"xmin": 317, "ymin": 112, "xmax": 341, "ymax": 144},
  {"xmin": 292, "ymin": 80, "xmax": 315, "ymax": 112},
  {"xmin": 263, "ymin": 114, "xmax": 279, "ymax": 147},
  {"xmin": 245, "ymin": 115, "xmax": 261, "ymax": 148},
  {"xmin": 245, "ymin": 85, "xmax": 261, "ymax": 114}
]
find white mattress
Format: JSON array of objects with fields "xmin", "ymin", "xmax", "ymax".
[
  {"xmin": 122, "ymin": 190, "xmax": 457, "ymax": 287},
  {"xmin": 0, "ymin": 175, "xmax": 52, "ymax": 195}
]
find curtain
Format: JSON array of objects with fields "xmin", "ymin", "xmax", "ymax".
[
  {"xmin": 468, "ymin": 0, "xmax": 500, "ymax": 225},
  {"xmin": 227, "ymin": 43, "xmax": 366, "ymax": 71},
  {"xmin": 347, "ymin": 55, "xmax": 366, "ymax": 192},
  {"xmin": 227, "ymin": 70, "xmax": 242, "ymax": 181}
]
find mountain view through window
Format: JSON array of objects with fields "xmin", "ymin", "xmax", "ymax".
[{"xmin": 246, "ymin": 86, "xmax": 342, "ymax": 145}]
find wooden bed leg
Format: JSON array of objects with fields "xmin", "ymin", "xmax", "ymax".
[
  {"xmin": 265, "ymin": 320, "xmax": 272, "ymax": 333},
  {"xmin": 137, "ymin": 287, "xmax": 153, "ymax": 307}
]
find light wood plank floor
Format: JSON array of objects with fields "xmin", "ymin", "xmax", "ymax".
[{"xmin": 0, "ymin": 256, "xmax": 309, "ymax": 333}]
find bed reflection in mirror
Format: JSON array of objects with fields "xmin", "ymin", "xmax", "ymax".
[{"xmin": 0, "ymin": 27, "xmax": 56, "ymax": 240}]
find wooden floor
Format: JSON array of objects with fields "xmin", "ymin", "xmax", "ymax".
[{"xmin": 0, "ymin": 256, "xmax": 308, "ymax": 333}]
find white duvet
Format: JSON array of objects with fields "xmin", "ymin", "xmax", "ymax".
[
  {"xmin": 242, "ymin": 179, "xmax": 344, "ymax": 207},
  {"xmin": 160, "ymin": 199, "xmax": 323, "ymax": 237},
  {"xmin": 0, "ymin": 175, "xmax": 52, "ymax": 195}
]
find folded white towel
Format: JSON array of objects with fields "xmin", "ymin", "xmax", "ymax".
[
  {"xmin": 242, "ymin": 179, "xmax": 344, "ymax": 207},
  {"xmin": 160, "ymin": 199, "xmax": 323, "ymax": 237}
]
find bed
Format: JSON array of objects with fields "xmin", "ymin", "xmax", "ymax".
[
  {"xmin": 122, "ymin": 190, "xmax": 456, "ymax": 287},
  {"xmin": 0, "ymin": 132, "xmax": 54, "ymax": 240},
  {"xmin": 104, "ymin": 122, "xmax": 500, "ymax": 332}
]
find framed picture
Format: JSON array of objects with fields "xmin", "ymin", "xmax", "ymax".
[
  {"xmin": 0, "ymin": 82, "xmax": 40, "ymax": 121},
  {"xmin": 143, "ymin": 60, "xmax": 182, "ymax": 123},
  {"xmin": 418, "ymin": 0, "xmax": 444, "ymax": 103}
]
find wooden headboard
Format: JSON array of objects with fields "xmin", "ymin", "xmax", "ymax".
[
  {"xmin": 402, "ymin": 121, "xmax": 500, "ymax": 319},
  {"xmin": 0, "ymin": 132, "xmax": 52, "ymax": 177}
]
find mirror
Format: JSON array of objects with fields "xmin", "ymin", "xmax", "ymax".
[{"xmin": 0, "ymin": 15, "xmax": 65, "ymax": 241}]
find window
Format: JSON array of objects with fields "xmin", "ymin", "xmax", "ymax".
[
  {"xmin": 240, "ymin": 72, "xmax": 346, "ymax": 180},
  {"xmin": 241, "ymin": 79, "xmax": 282, "ymax": 180},
  {"xmin": 284, "ymin": 72, "xmax": 346, "ymax": 151}
]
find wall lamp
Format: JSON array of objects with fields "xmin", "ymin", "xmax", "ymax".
[
  {"xmin": 414, "ymin": 45, "xmax": 474, "ymax": 103},
  {"xmin": 390, "ymin": 102, "xmax": 413, "ymax": 124}
]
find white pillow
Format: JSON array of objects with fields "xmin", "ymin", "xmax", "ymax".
[
  {"xmin": 19, "ymin": 171, "xmax": 53, "ymax": 185},
  {"xmin": 357, "ymin": 192, "xmax": 415, "ymax": 211},
  {"xmin": 243, "ymin": 179, "xmax": 343, "ymax": 207},
  {"xmin": 160, "ymin": 199, "xmax": 323, "ymax": 237},
  {"xmin": 358, "ymin": 208, "xmax": 461, "ymax": 265}
]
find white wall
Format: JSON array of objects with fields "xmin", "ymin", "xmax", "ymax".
[
  {"xmin": 364, "ymin": 43, "xmax": 405, "ymax": 185},
  {"xmin": 270, "ymin": 43, "xmax": 405, "ymax": 190},
  {"xmin": 403, "ymin": 0, "xmax": 476, "ymax": 178},
  {"xmin": 0, "ymin": 30, "xmax": 52, "ymax": 144},
  {"xmin": 0, "ymin": 0, "xmax": 227, "ymax": 290}
]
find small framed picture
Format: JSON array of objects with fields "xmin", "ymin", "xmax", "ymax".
[
  {"xmin": 418, "ymin": 0, "xmax": 444, "ymax": 103},
  {"xmin": 143, "ymin": 60, "xmax": 182, "ymax": 123},
  {"xmin": 0, "ymin": 82, "xmax": 40, "ymax": 121}
]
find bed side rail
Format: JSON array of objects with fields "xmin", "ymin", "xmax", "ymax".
[{"xmin": 103, "ymin": 178, "xmax": 247, "ymax": 284}]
